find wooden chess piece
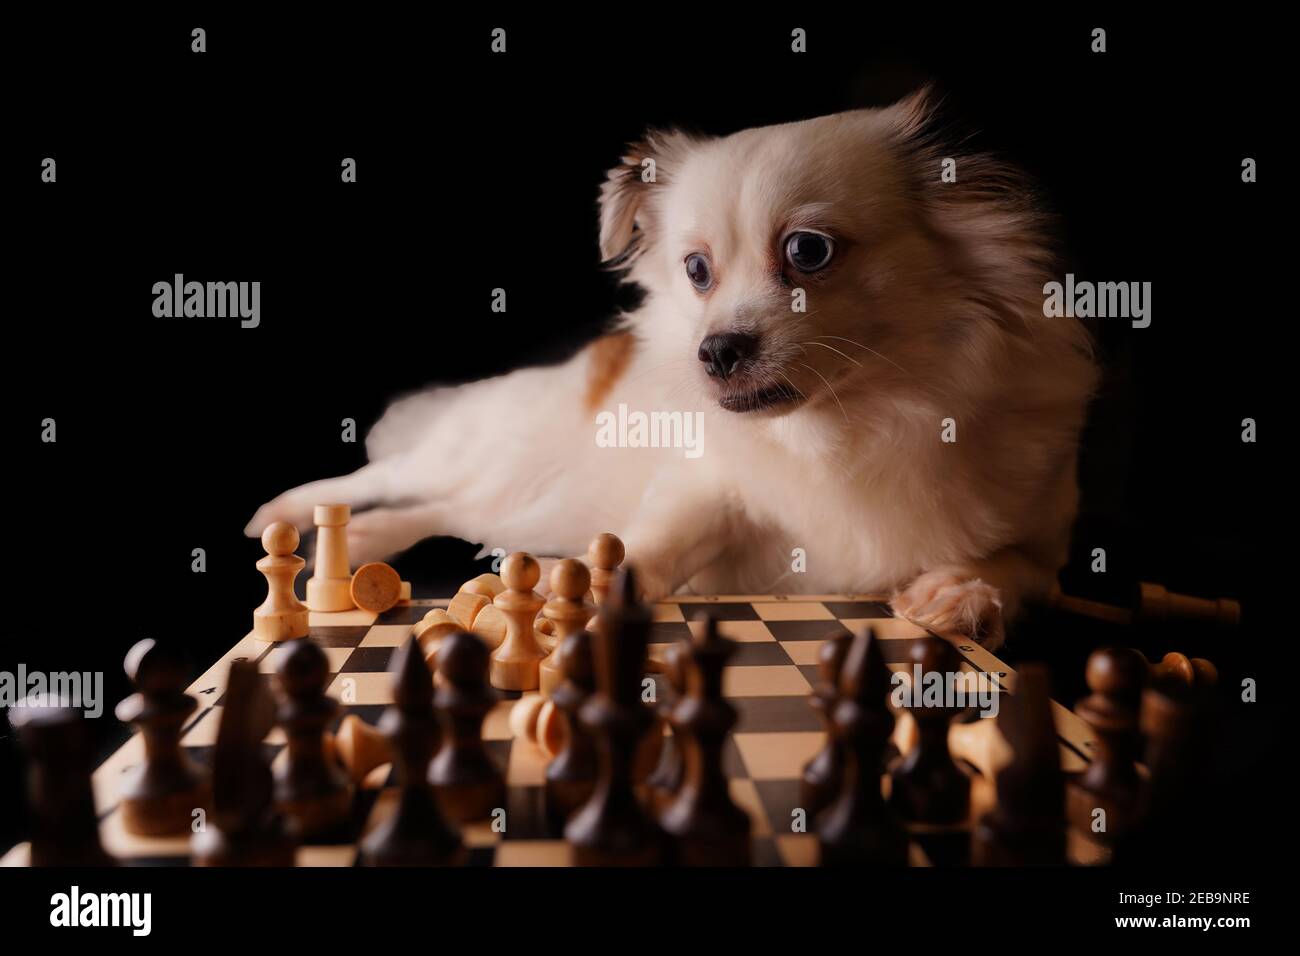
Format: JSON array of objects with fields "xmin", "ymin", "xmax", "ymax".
[
  {"xmin": 1066, "ymin": 647, "xmax": 1146, "ymax": 845},
  {"xmin": 11, "ymin": 696, "xmax": 114, "ymax": 866},
  {"xmin": 115, "ymin": 638, "xmax": 210, "ymax": 835},
  {"xmin": 545, "ymin": 628, "xmax": 599, "ymax": 831},
  {"xmin": 273, "ymin": 638, "xmax": 353, "ymax": 837},
  {"xmin": 490, "ymin": 551, "xmax": 547, "ymax": 691},
  {"xmin": 351, "ymin": 561, "xmax": 403, "ymax": 614},
  {"xmin": 889, "ymin": 635, "xmax": 972, "ymax": 824},
  {"xmin": 1113, "ymin": 671, "xmax": 1215, "ymax": 865},
  {"xmin": 360, "ymin": 637, "xmax": 465, "ymax": 866},
  {"xmin": 305, "ymin": 503, "xmax": 355, "ymax": 611},
  {"xmin": 971, "ymin": 664, "xmax": 1066, "ymax": 865},
  {"xmin": 431, "ymin": 631, "xmax": 506, "ymax": 822},
  {"xmin": 818, "ymin": 626, "xmax": 909, "ymax": 866},
  {"xmin": 192, "ymin": 660, "xmax": 296, "ymax": 866},
  {"xmin": 1148, "ymin": 651, "xmax": 1218, "ymax": 689},
  {"xmin": 800, "ymin": 631, "xmax": 853, "ymax": 817},
  {"xmin": 566, "ymin": 567, "xmax": 666, "ymax": 865},
  {"xmin": 335, "ymin": 714, "xmax": 392, "ymax": 783},
  {"xmin": 646, "ymin": 639, "xmax": 689, "ymax": 812},
  {"xmin": 539, "ymin": 559, "xmax": 594, "ymax": 697},
  {"xmin": 587, "ymin": 532, "xmax": 625, "ymax": 605},
  {"xmin": 660, "ymin": 615, "xmax": 751, "ymax": 866},
  {"xmin": 253, "ymin": 521, "xmax": 310, "ymax": 642}
]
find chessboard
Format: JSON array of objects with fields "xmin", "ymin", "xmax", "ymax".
[{"xmin": 2, "ymin": 592, "xmax": 1099, "ymax": 868}]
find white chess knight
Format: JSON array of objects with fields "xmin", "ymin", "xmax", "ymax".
[{"xmin": 248, "ymin": 91, "xmax": 1095, "ymax": 650}]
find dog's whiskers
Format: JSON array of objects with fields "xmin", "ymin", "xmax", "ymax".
[
  {"xmin": 810, "ymin": 335, "xmax": 911, "ymax": 376},
  {"xmin": 799, "ymin": 340, "xmax": 862, "ymax": 367},
  {"xmin": 795, "ymin": 361, "xmax": 850, "ymax": 425},
  {"xmin": 775, "ymin": 371, "xmax": 806, "ymax": 402}
]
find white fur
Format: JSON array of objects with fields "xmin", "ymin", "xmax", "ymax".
[{"xmin": 248, "ymin": 93, "xmax": 1096, "ymax": 650}]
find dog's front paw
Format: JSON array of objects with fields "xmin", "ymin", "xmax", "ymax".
[
  {"xmin": 630, "ymin": 562, "xmax": 676, "ymax": 605},
  {"xmin": 245, "ymin": 491, "xmax": 318, "ymax": 538},
  {"xmin": 891, "ymin": 570, "xmax": 1005, "ymax": 650}
]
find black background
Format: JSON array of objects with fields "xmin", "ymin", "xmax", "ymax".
[{"xmin": 0, "ymin": 8, "xmax": 1282, "ymax": 924}]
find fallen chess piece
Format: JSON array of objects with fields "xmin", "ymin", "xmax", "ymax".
[
  {"xmin": 1046, "ymin": 581, "xmax": 1240, "ymax": 630},
  {"xmin": 1148, "ymin": 651, "xmax": 1217, "ymax": 687},
  {"xmin": 351, "ymin": 561, "xmax": 403, "ymax": 613},
  {"xmin": 509, "ymin": 692, "xmax": 663, "ymax": 780},
  {"xmin": 509, "ymin": 694, "xmax": 566, "ymax": 757},
  {"xmin": 412, "ymin": 609, "xmax": 464, "ymax": 666},
  {"xmin": 429, "ymin": 572, "xmax": 509, "ymax": 650},
  {"xmin": 335, "ymin": 713, "xmax": 392, "ymax": 784}
]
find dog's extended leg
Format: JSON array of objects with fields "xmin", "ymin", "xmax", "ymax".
[
  {"xmin": 620, "ymin": 478, "xmax": 741, "ymax": 601},
  {"xmin": 244, "ymin": 456, "xmax": 416, "ymax": 537},
  {"xmin": 890, "ymin": 547, "xmax": 1060, "ymax": 651},
  {"xmin": 344, "ymin": 503, "xmax": 450, "ymax": 565}
]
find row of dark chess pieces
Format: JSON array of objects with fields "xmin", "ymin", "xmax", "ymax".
[
  {"xmin": 8, "ymin": 564, "xmax": 1219, "ymax": 867},
  {"xmin": 808, "ymin": 630, "xmax": 1218, "ymax": 866},
  {"xmin": 10, "ymin": 567, "xmax": 742, "ymax": 866}
]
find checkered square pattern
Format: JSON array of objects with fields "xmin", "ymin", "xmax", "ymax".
[{"xmin": 2, "ymin": 594, "xmax": 1097, "ymax": 868}]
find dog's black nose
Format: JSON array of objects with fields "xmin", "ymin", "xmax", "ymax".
[{"xmin": 698, "ymin": 332, "xmax": 759, "ymax": 380}]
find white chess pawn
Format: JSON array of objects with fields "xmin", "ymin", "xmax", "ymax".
[
  {"xmin": 490, "ymin": 552, "xmax": 546, "ymax": 691},
  {"xmin": 587, "ymin": 532, "xmax": 625, "ymax": 605},
  {"xmin": 539, "ymin": 559, "xmax": 593, "ymax": 698},
  {"xmin": 253, "ymin": 522, "xmax": 310, "ymax": 642}
]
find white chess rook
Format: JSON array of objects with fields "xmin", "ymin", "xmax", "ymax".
[{"xmin": 306, "ymin": 504, "xmax": 355, "ymax": 611}]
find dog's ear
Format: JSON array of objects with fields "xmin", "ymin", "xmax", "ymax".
[
  {"xmin": 598, "ymin": 128, "xmax": 697, "ymax": 265},
  {"xmin": 884, "ymin": 83, "xmax": 944, "ymax": 145}
]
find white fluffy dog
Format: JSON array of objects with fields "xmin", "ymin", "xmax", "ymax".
[{"xmin": 248, "ymin": 90, "xmax": 1096, "ymax": 649}]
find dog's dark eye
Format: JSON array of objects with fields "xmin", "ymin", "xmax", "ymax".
[
  {"xmin": 785, "ymin": 232, "xmax": 834, "ymax": 273},
  {"xmin": 685, "ymin": 253, "xmax": 713, "ymax": 291}
]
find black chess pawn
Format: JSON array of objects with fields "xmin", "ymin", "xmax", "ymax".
[
  {"xmin": 273, "ymin": 638, "xmax": 353, "ymax": 838},
  {"xmin": 971, "ymin": 664, "xmax": 1066, "ymax": 865},
  {"xmin": 545, "ymin": 628, "xmax": 599, "ymax": 831},
  {"xmin": 889, "ymin": 635, "xmax": 972, "ymax": 824},
  {"xmin": 659, "ymin": 615, "xmax": 751, "ymax": 866},
  {"xmin": 1066, "ymin": 646, "xmax": 1147, "ymax": 845},
  {"xmin": 11, "ymin": 696, "xmax": 114, "ymax": 867},
  {"xmin": 361, "ymin": 637, "xmax": 465, "ymax": 866},
  {"xmin": 431, "ymin": 631, "xmax": 506, "ymax": 822},
  {"xmin": 646, "ymin": 639, "xmax": 688, "ymax": 813},
  {"xmin": 566, "ymin": 567, "xmax": 666, "ymax": 865},
  {"xmin": 818, "ymin": 626, "xmax": 909, "ymax": 866},
  {"xmin": 192, "ymin": 660, "xmax": 296, "ymax": 866},
  {"xmin": 115, "ymin": 638, "xmax": 210, "ymax": 836},
  {"xmin": 800, "ymin": 631, "xmax": 853, "ymax": 817}
]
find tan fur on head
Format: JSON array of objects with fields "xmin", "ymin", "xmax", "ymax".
[{"xmin": 598, "ymin": 129, "xmax": 699, "ymax": 264}]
